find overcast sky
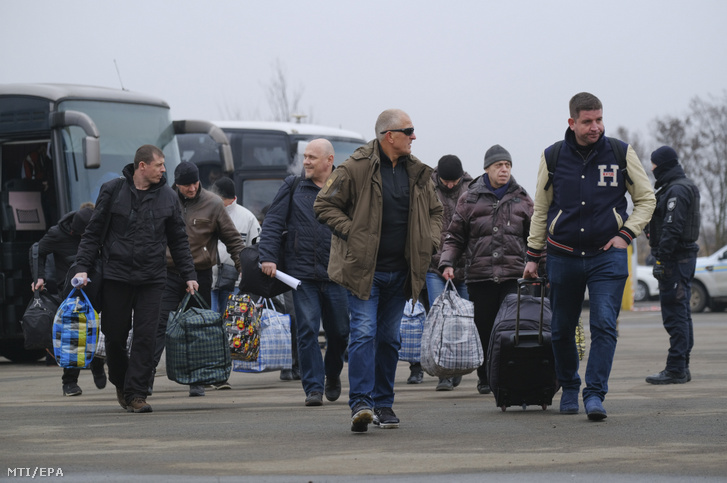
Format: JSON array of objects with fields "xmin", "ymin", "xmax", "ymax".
[{"xmin": 2, "ymin": 0, "xmax": 726, "ymax": 194}]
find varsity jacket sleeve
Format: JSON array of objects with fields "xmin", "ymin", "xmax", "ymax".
[
  {"xmin": 619, "ymin": 145, "xmax": 656, "ymax": 244},
  {"xmin": 526, "ymin": 151, "xmax": 553, "ymax": 261}
]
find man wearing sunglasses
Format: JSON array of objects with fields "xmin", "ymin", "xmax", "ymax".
[{"xmin": 314, "ymin": 109, "xmax": 443, "ymax": 432}]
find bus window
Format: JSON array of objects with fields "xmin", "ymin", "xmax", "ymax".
[
  {"xmin": 240, "ymin": 178, "xmax": 286, "ymax": 222},
  {"xmin": 228, "ymin": 132, "xmax": 289, "ymax": 169}
]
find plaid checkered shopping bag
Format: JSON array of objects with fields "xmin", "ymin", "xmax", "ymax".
[
  {"xmin": 223, "ymin": 293, "xmax": 261, "ymax": 361},
  {"xmin": 233, "ymin": 300, "xmax": 291, "ymax": 373},
  {"xmin": 421, "ymin": 280, "xmax": 483, "ymax": 377},
  {"xmin": 398, "ymin": 300, "xmax": 425, "ymax": 363},
  {"xmin": 165, "ymin": 292, "xmax": 231, "ymax": 385},
  {"xmin": 52, "ymin": 288, "xmax": 100, "ymax": 369}
]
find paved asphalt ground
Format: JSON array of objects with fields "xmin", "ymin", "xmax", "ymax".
[{"xmin": 1, "ymin": 302, "xmax": 725, "ymax": 482}]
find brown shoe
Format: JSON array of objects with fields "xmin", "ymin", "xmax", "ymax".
[
  {"xmin": 127, "ymin": 397, "xmax": 152, "ymax": 413},
  {"xmin": 116, "ymin": 387, "xmax": 128, "ymax": 410}
]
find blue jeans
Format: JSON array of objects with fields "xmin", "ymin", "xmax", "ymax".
[
  {"xmin": 292, "ymin": 280, "xmax": 350, "ymax": 396},
  {"xmin": 347, "ymin": 270, "xmax": 407, "ymax": 410},
  {"xmin": 211, "ymin": 287, "xmax": 239, "ymax": 314},
  {"xmin": 658, "ymin": 257, "xmax": 696, "ymax": 373},
  {"xmin": 426, "ymin": 272, "xmax": 468, "ymax": 307},
  {"xmin": 547, "ymin": 248, "xmax": 628, "ymax": 402}
]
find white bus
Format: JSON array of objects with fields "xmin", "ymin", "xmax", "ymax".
[
  {"xmin": 0, "ymin": 83, "xmax": 231, "ymax": 361},
  {"xmin": 177, "ymin": 120, "xmax": 367, "ymax": 220}
]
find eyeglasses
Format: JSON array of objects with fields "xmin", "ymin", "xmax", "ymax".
[{"xmin": 380, "ymin": 127, "xmax": 415, "ymax": 136}]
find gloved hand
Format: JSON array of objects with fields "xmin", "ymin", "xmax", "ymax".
[{"xmin": 653, "ymin": 260, "xmax": 666, "ymax": 281}]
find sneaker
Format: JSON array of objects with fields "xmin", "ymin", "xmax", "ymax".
[
  {"xmin": 407, "ymin": 363, "xmax": 424, "ymax": 384},
  {"xmin": 645, "ymin": 369, "xmax": 688, "ymax": 385},
  {"xmin": 127, "ymin": 397, "xmax": 152, "ymax": 413},
  {"xmin": 116, "ymin": 387, "xmax": 128, "ymax": 410},
  {"xmin": 90, "ymin": 359, "xmax": 107, "ymax": 389},
  {"xmin": 210, "ymin": 381, "xmax": 232, "ymax": 390},
  {"xmin": 584, "ymin": 397, "xmax": 607, "ymax": 421},
  {"xmin": 324, "ymin": 375, "xmax": 341, "ymax": 402},
  {"xmin": 477, "ymin": 379, "xmax": 491, "ymax": 394},
  {"xmin": 559, "ymin": 390, "xmax": 579, "ymax": 414},
  {"xmin": 305, "ymin": 392, "xmax": 323, "ymax": 407},
  {"xmin": 452, "ymin": 375, "xmax": 462, "ymax": 387},
  {"xmin": 350, "ymin": 403, "xmax": 374, "ymax": 433},
  {"xmin": 189, "ymin": 385, "xmax": 205, "ymax": 397},
  {"xmin": 63, "ymin": 383, "xmax": 82, "ymax": 397},
  {"xmin": 373, "ymin": 407, "xmax": 400, "ymax": 429},
  {"xmin": 436, "ymin": 377, "xmax": 454, "ymax": 391}
]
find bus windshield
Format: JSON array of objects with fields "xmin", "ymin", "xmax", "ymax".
[{"xmin": 58, "ymin": 100, "xmax": 181, "ymax": 208}]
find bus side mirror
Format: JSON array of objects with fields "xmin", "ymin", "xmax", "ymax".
[
  {"xmin": 83, "ymin": 137, "xmax": 100, "ymax": 169},
  {"xmin": 49, "ymin": 110, "xmax": 101, "ymax": 169}
]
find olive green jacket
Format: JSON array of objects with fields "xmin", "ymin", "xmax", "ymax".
[{"xmin": 313, "ymin": 140, "xmax": 443, "ymax": 300}]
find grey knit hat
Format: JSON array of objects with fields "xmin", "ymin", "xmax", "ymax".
[{"xmin": 484, "ymin": 144, "xmax": 512, "ymax": 170}]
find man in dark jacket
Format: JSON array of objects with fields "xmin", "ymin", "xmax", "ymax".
[
  {"xmin": 646, "ymin": 146, "xmax": 700, "ymax": 385},
  {"xmin": 74, "ymin": 145, "xmax": 198, "ymax": 413},
  {"xmin": 33, "ymin": 207, "xmax": 106, "ymax": 396},
  {"xmin": 151, "ymin": 161, "xmax": 245, "ymax": 397},
  {"xmin": 440, "ymin": 145, "xmax": 533, "ymax": 395},
  {"xmin": 260, "ymin": 139, "xmax": 349, "ymax": 407}
]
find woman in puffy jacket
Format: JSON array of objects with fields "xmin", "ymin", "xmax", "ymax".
[{"xmin": 439, "ymin": 145, "xmax": 533, "ymax": 395}]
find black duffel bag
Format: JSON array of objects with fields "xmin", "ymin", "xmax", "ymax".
[
  {"xmin": 20, "ymin": 289, "xmax": 61, "ymax": 350},
  {"xmin": 238, "ymin": 242, "xmax": 291, "ymax": 299}
]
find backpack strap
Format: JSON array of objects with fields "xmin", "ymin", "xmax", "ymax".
[
  {"xmin": 543, "ymin": 141, "xmax": 563, "ymax": 191},
  {"xmin": 607, "ymin": 137, "xmax": 632, "ymax": 186}
]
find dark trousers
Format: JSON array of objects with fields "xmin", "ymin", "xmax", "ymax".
[
  {"xmin": 61, "ymin": 358, "xmax": 104, "ymax": 385},
  {"xmin": 101, "ymin": 279, "xmax": 165, "ymax": 402},
  {"xmin": 658, "ymin": 257, "xmax": 697, "ymax": 373},
  {"xmin": 466, "ymin": 279, "xmax": 518, "ymax": 380},
  {"xmin": 153, "ymin": 268, "xmax": 212, "ymax": 369}
]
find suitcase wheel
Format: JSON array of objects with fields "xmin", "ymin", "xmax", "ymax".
[
  {"xmin": 500, "ymin": 405, "xmax": 507, "ymax": 412},
  {"xmin": 542, "ymin": 404, "xmax": 548, "ymax": 411}
]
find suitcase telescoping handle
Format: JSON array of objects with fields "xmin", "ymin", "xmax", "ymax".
[{"xmin": 515, "ymin": 277, "xmax": 547, "ymax": 346}]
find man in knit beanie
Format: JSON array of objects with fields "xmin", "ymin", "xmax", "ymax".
[{"xmin": 646, "ymin": 146, "xmax": 701, "ymax": 385}]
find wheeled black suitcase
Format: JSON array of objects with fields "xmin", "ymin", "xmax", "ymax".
[{"xmin": 487, "ymin": 278, "xmax": 560, "ymax": 411}]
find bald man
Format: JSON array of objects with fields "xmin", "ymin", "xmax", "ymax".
[{"xmin": 259, "ymin": 139, "xmax": 350, "ymax": 408}]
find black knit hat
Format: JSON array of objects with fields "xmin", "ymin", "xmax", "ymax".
[
  {"xmin": 651, "ymin": 146, "xmax": 679, "ymax": 168},
  {"xmin": 484, "ymin": 144, "xmax": 512, "ymax": 170},
  {"xmin": 437, "ymin": 155, "xmax": 464, "ymax": 181},
  {"xmin": 70, "ymin": 208, "xmax": 93, "ymax": 236},
  {"xmin": 213, "ymin": 177, "xmax": 236, "ymax": 200},
  {"xmin": 174, "ymin": 161, "xmax": 199, "ymax": 186}
]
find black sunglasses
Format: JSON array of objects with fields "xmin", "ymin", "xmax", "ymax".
[{"xmin": 380, "ymin": 127, "xmax": 415, "ymax": 136}]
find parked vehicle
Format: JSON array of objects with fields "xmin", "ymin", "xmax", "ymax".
[
  {"xmin": 634, "ymin": 265, "xmax": 660, "ymax": 302},
  {"xmin": 0, "ymin": 83, "xmax": 231, "ymax": 361},
  {"xmin": 177, "ymin": 121, "xmax": 366, "ymax": 221},
  {"xmin": 691, "ymin": 244, "xmax": 727, "ymax": 313}
]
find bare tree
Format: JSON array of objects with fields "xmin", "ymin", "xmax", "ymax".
[
  {"xmin": 265, "ymin": 59, "xmax": 306, "ymax": 123},
  {"xmin": 651, "ymin": 92, "xmax": 727, "ymax": 254}
]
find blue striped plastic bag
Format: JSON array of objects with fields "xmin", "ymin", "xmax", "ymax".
[
  {"xmin": 52, "ymin": 288, "xmax": 100, "ymax": 368},
  {"xmin": 399, "ymin": 300, "xmax": 425, "ymax": 363},
  {"xmin": 233, "ymin": 299, "xmax": 291, "ymax": 373}
]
